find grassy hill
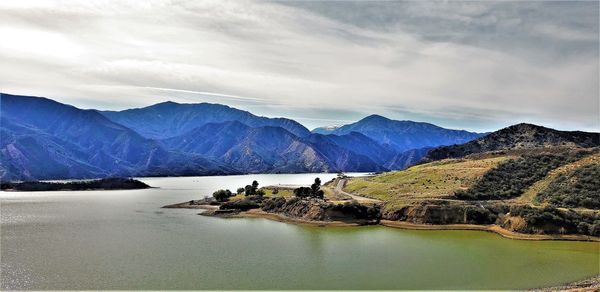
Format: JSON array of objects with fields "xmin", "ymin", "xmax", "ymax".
[
  {"xmin": 344, "ymin": 156, "xmax": 509, "ymax": 209},
  {"xmin": 343, "ymin": 147, "xmax": 600, "ymax": 237}
]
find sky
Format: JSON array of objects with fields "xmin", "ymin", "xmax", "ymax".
[{"xmin": 0, "ymin": 0, "xmax": 598, "ymax": 132}]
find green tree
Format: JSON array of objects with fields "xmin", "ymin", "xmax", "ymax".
[
  {"xmin": 213, "ymin": 189, "xmax": 233, "ymax": 202},
  {"xmin": 244, "ymin": 185, "xmax": 253, "ymax": 196},
  {"xmin": 236, "ymin": 187, "xmax": 245, "ymax": 195},
  {"xmin": 244, "ymin": 180, "xmax": 260, "ymax": 196},
  {"xmin": 311, "ymin": 177, "xmax": 324, "ymax": 199}
]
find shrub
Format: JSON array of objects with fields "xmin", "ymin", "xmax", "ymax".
[
  {"xmin": 261, "ymin": 197, "xmax": 286, "ymax": 211},
  {"xmin": 220, "ymin": 198, "xmax": 260, "ymax": 211},
  {"xmin": 294, "ymin": 186, "xmax": 312, "ymax": 198},
  {"xmin": 213, "ymin": 189, "xmax": 233, "ymax": 202},
  {"xmin": 294, "ymin": 177, "xmax": 324, "ymax": 199}
]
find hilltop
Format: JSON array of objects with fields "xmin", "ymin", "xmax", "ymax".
[{"xmin": 425, "ymin": 123, "xmax": 599, "ymax": 161}]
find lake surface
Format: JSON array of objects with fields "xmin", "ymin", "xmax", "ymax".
[{"xmin": 1, "ymin": 174, "xmax": 598, "ymax": 290}]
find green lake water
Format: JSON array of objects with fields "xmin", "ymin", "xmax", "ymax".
[{"xmin": 1, "ymin": 174, "xmax": 598, "ymax": 290}]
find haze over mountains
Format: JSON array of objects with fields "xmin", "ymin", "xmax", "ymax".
[{"xmin": 2, "ymin": 93, "xmax": 596, "ymax": 181}]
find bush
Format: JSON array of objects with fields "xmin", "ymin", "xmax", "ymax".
[
  {"xmin": 261, "ymin": 197, "xmax": 286, "ymax": 211},
  {"xmin": 213, "ymin": 189, "xmax": 233, "ymax": 202},
  {"xmin": 236, "ymin": 187, "xmax": 245, "ymax": 195},
  {"xmin": 294, "ymin": 186, "xmax": 312, "ymax": 198},
  {"xmin": 294, "ymin": 177, "xmax": 324, "ymax": 199},
  {"xmin": 220, "ymin": 198, "xmax": 260, "ymax": 211}
]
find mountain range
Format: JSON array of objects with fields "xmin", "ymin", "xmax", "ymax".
[
  {"xmin": 312, "ymin": 114, "xmax": 483, "ymax": 153},
  {"xmin": 2, "ymin": 93, "xmax": 596, "ymax": 181}
]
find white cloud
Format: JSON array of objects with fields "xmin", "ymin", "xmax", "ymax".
[{"xmin": 0, "ymin": 0, "xmax": 597, "ymax": 132}]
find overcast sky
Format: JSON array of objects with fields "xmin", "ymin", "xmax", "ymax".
[{"xmin": 0, "ymin": 0, "xmax": 598, "ymax": 132}]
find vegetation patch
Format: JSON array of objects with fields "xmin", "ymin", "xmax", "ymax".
[
  {"xmin": 455, "ymin": 151, "xmax": 592, "ymax": 200},
  {"xmin": 220, "ymin": 197, "xmax": 261, "ymax": 211},
  {"xmin": 536, "ymin": 164, "xmax": 600, "ymax": 209}
]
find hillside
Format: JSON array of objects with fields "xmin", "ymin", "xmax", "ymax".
[
  {"xmin": 343, "ymin": 122, "xmax": 600, "ymax": 237},
  {"xmin": 343, "ymin": 146, "xmax": 600, "ymax": 237},
  {"xmin": 344, "ymin": 156, "xmax": 510, "ymax": 209},
  {"xmin": 425, "ymin": 123, "xmax": 599, "ymax": 161},
  {"xmin": 102, "ymin": 101, "xmax": 311, "ymax": 139}
]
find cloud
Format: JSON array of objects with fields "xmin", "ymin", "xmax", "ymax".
[{"xmin": 0, "ymin": 0, "xmax": 597, "ymax": 132}]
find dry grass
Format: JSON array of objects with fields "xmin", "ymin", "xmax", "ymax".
[{"xmin": 344, "ymin": 156, "xmax": 510, "ymax": 207}]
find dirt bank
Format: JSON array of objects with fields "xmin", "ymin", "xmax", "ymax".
[{"xmin": 381, "ymin": 220, "xmax": 600, "ymax": 242}]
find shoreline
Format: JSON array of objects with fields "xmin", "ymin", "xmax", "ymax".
[
  {"xmin": 212, "ymin": 208, "xmax": 600, "ymax": 242},
  {"xmin": 529, "ymin": 275, "xmax": 600, "ymax": 291},
  {"xmin": 380, "ymin": 220, "xmax": 600, "ymax": 242},
  {"xmin": 226, "ymin": 209, "xmax": 368, "ymax": 227}
]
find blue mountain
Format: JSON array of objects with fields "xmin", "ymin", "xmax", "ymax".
[
  {"xmin": 0, "ymin": 94, "xmax": 234, "ymax": 180},
  {"xmin": 101, "ymin": 101, "xmax": 311, "ymax": 139},
  {"xmin": 0, "ymin": 93, "xmax": 488, "ymax": 180},
  {"xmin": 162, "ymin": 121, "xmax": 385, "ymax": 173},
  {"xmin": 312, "ymin": 114, "xmax": 485, "ymax": 153}
]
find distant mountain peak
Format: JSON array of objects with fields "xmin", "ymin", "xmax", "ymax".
[
  {"xmin": 360, "ymin": 114, "xmax": 391, "ymax": 123},
  {"xmin": 154, "ymin": 100, "xmax": 179, "ymax": 106}
]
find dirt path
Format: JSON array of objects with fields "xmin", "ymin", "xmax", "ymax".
[{"xmin": 333, "ymin": 179, "xmax": 382, "ymax": 204}]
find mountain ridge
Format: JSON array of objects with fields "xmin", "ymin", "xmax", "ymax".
[
  {"xmin": 3, "ymin": 93, "xmax": 594, "ymax": 181},
  {"xmin": 425, "ymin": 123, "xmax": 600, "ymax": 161},
  {"xmin": 314, "ymin": 114, "xmax": 485, "ymax": 153},
  {"xmin": 101, "ymin": 101, "xmax": 311, "ymax": 139}
]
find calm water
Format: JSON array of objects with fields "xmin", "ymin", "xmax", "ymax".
[{"xmin": 1, "ymin": 174, "xmax": 598, "ymax": 290}]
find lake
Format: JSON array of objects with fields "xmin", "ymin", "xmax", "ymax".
[{"xmin": 1, "ymin": 173, "xmax": 598, "ymax": 290}]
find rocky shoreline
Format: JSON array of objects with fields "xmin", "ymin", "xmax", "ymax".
[
  {"xmin": 530, "ymin": 275, "xmax": 600, "ymax": 291},
  {"xmin": 163, "ymin": 197, "xmax": 599, "ymax": 242}
]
